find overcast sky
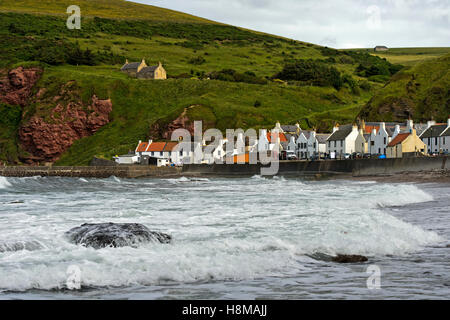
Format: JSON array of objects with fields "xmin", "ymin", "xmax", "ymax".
[{"xmin": 133, "ymin": 0, "xmax": 449, "ymax": 48}]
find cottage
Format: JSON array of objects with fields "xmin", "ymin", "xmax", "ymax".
[
  {"xmin": 386, "ymin": 129, "xmax": 427, "ymax": 158},
  {"xmin": 439, "ymin": 119, "xmax": 450, "ymax": 153},
  {"xmin": 326, "ymin": 124, "xmax": 365, "ymax": 157},
  {"xmin": 419, "ymin": 121, "xmax": 448, "ymax": 154},
  {"xmin": 374, "ymin": 46, "xmax": 388, "ymax": 52},
  {"xmin": 121, "ymin": 59, "xmax": 167, "ymax": 80}
]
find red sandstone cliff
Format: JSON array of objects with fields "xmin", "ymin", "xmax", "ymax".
[
  {"xmin": 0, "ymin": 67, "xmax": 113, "ymax": 164},
  {"xmin": 0, "ymin": 67, "xmax": 42, "ymax": 106},
  {"xmin": 19, "ymin": 95, "xmax": 112, "ymax": 164}
]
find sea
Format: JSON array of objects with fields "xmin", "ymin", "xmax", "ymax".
[{"xmin": 0, "ymin": 175, "xmax": 448, "ymax": 299}]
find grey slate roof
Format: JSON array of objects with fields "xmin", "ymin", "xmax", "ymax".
[
  {"xmin": 284, "ymin": 133, "xmax": 298, "ymax": 142},
  {"xmin": 441, "ymin": 127, "xmax": 450, "ymax": 137},
  {"xmin": 121, "ymin": 62, "xmax": 140, "ymax": 71},
  {"xmin": 316, "ymin": 134, "xmax": 330, "ymax": 144},
  {"xmin": 420, "ymin": 125, "xmax": 447, "ymax": 138},
  {"xmin": 300, "ymin": 130, "xmax": 313, "ymax": 139},
  {"xmin": 327, "ymin": 124, "xmax": 353, "ymax": 141},
  {"xmin": 281, "ymin": 125, "xmax": 298, "ymax": 133},
  {"xmin": 414, "ymin": 124, "xmax": 429, "ymax": 137},
  {"xmin": 139, "ymin": 65, "xmax": 158, "ymax": 75}
]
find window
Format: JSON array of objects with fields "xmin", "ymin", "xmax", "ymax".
[
  {"xmin": 340, "ymin": 140, "xmax": 343, "ymax": 147},
  {"xmin": 179, "ymin": 151, "xmax": 183, "ymax": 156},
  {"xmin": 334, "ymin": 141, "xmax": 336, "ymax": 148},
  {"xmin": 160, "ymin": 152, "xmax": 163, "ymax": 156},
  {"xmin": 313, "ymin": 143, "xmax": 316, "ymax": 148},
  {"xmin": 444, "ymin": 137, "xmax": 446, "ymax": 144},
  {"xmin": 371, "ymin": 141, "xmax": 374, "ymax": 146},
  {"xmin": 384, "ymin": 137, "xmax": 386, "ymax": 144},
  {"xmin": 151, "ymin": 152, "xmax": 154, "ymax": 156},
  {"xmin": 435, "ymin": 137, "xmax": 438, "ymax": 145},
  {"xmin": 378, "ymin": 148, "xmax": 381, "ymax": 154}
]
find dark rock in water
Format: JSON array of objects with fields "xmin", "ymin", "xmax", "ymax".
[
  {"xmin": 65, "ymin": 223, "xmax": 172, "ymax": 249},
  {"xmin": 306, "ymin": 252, "xmax": 335, "ymax": 262},
  {"xmin": 446, "ymin": 244, "xmax": 450, "ymax": 248},
  {"xmin": 332, "ymin": 254, "xmax": 368, "ymax": 263},
  {"xmin": 0, "ymin": 240, "xmax": 43, "ymax": 252}
]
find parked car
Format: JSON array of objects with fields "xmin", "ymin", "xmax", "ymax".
[
  {"xmin": 287, "ymin": 153, "xmax": 298, "ymax": 160},
  {"xmin": 344, "ymin": 153, "xmax": 351, "ymax": 159}
]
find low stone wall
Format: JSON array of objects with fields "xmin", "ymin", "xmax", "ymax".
[
  {"xmin": 0, "ymin": 165, "xmax": 182, "ymax": 178},
  {"xmin": 182, "ymin": 156, "xmax": 449, "ymax": 177}
]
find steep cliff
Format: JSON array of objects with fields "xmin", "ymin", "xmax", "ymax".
[{"xmin": 0, "ymin": 67, "xmax": 113, "ymax": 164}]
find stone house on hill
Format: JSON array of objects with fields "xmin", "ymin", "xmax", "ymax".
[
  {"xmin": 374, "ymin": 46, "xmax": 388, "ymax": 52},
  {"xmin": 120, "ymin": 59, "xmax": 167, "ymax": 80}
]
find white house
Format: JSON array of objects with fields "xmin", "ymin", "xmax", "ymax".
[
  {"xmin": 420, "ymin": 120, "xmax": 449, "ymax": 154},
  {"xmin": 440, "ymin": 119, "xmax": 450, "ymax": 153},
  {"xmin": 372, "ymin": 122, "xmax": 401, "ymax": 155},
  {"xmin": 316, "ymin": 134, "xmax": 330, "ymax": 155},
  {"xmin": 326, "ymin": 124, "xmax": 365, "ymax": 157}
]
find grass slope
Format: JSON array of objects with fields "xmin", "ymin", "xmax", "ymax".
[
  {"xmin": 359, "ymin": 54, "xmax": 450, "ymax": 123},
  {"xmin": 0, "ymin": 0, "xmax": 216, "ymax": 23},
  {"xmin": 33, "ymin": 65, "xmax": 369, "ymax": 165},
  {"xmin": 347, "ymin": 47, "xmax": 450, "ymax": 66}
]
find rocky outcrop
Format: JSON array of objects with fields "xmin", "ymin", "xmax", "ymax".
[
  {"xmin": 19, "ymin": 95, "xmax": 112, "ymax": 164},
  {"xmin": 332, "ymin": 254, "xmax": 369, "ymax": 263},
  {"xmin": 150, "ymin": 106, "xmax": 197, "ymax": 140},
  {"xmin": 307, "ymin": 252, "xmax": 369, "ymax": 263},
  {"xmin": 0, "ymin": 67, "xmax": 43, "ymax": 106},
  {"xmin": 65, "ymin": 223, "xmax": 172, "ymax": 249}
]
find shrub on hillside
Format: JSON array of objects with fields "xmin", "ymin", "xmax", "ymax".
[
  {"xmin": 274, "ymin": 59, "xmax": 343, "ymax": 90},
  {"xmin": 208, "ymin": 69, "xmax": 267, "ymax": 85}
]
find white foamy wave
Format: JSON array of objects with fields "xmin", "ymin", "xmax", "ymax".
[
  {"xmin": 79, "ymin": 178, "xmax": 88, "ymax": 183},
  {"xmin": 0, "ymin": 177, "xmax": 12, "ymax": 189}
]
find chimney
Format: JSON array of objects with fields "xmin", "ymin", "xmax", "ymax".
[
  {"xmin": 148, "ymin": 139, "xmax": 153, "ymax": 145},
  {"xmin": 395, "ymin": 124, "xmax": 400, "ymax": 133},
  {"xmin": 260, "ymin": 129, "xmax": 267, "ymax": 138},
  {"xmin": 352, "ymin": 124, "xmax": 358, "ymax": 132},
  {"xmin": 125, "ymin": 59, "xmax": 129, "ymax": 64},
  {"xmin": 380, "ymin": 122, "xmax": 386, "ymax": 130},
  {"xmin": 406, "ymin": 119, "xmax": 414, "ymax": 132},
  {"xmin": 427, "ymin": 120, "xmax": 436, "ymax": 128},
  {"xmin": 332, "ymin": 125, "xmax": 339, "ymax": 133},
  {"xmin": 447, "ymin": 118, "xmax": 450, "ymax": 128},
  {"xmin": 361, "ymin": 119, "xmax": 366, "ymax": 131}
]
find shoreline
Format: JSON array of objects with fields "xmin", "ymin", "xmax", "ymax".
[{"xmin": 1, "ymin": 165, "xmax": 449, "ymax": 184}]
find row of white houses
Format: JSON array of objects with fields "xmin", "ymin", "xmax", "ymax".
[{"xmin": 115, "ymin": 118, "xmax": 450, "ymax": 165}]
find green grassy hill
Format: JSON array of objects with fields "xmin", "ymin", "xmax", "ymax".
[
  {"xmin": 0, "ymin": 0, "xmax": 216, "ymax": 23},
  {"xmin": 359, "ymin": 54, "xmax": 450, "ymax": 123},
  {"xmin": 0, "ymin": 0, "xmax": 447, "ymax": 165},
  {"xmin": 347, "ymin": 47, "xmax": 450, "ymax": 66}
]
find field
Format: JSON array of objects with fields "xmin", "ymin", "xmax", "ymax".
[{"xmin": 347, "ymin": 47, "xmax": 450, "ymax": 66}]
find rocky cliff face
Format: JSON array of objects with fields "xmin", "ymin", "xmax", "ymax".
[
  {"xmin": 19, "ymin": 95, "xmax": 112, "ymax": 164},
  {"xmin": 0, "ymin": 67, "xmax": 42, "ymax": 106},
  {"xmin": 0, "ymin": 67, "xmax": 113, "ymax": 164}
]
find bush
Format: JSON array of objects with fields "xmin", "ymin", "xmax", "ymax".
[
  {"xmin": 274, "ymin": 59, "xmax": 343, "ymax": 90},
  {"xmin": 208, "ymin": 69, "xmax": 267, "ymax": 85},
  {"xmin": 188, "ymin": 56, "xmax": 206, "ymax": 65},
  {"xmin": 254, "ymin": 100, "xmax": 262, "ymax": 107}
]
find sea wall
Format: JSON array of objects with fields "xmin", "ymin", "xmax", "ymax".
[
  {"xmin": 182, "ymin": 156, "xmax": 449, "ymax": 177},
  {"xmin": 0, "ymin": 165, "xmax": 182, "ymax": 178}
]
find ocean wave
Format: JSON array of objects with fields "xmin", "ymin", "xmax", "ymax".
[{"xmin": 0, "ymin": 177, "xmax": 12, "ymax": 189}]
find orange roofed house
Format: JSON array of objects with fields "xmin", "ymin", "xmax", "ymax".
[{"xmin": 386, "ymin": 129, "xmax": 427, "ymax": 158}]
